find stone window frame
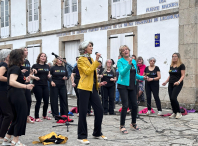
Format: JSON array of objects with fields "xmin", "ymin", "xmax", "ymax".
[
  {"xmin": 0, "ymin": 0, "xmax": 11, "ymax": 38},
  {"xmin": 59, "ymin": 34, "xmax": 84, "ymax": 57},
  {"xmin": 25, "ymin": 39, "xmax": 42, "ymax": 60},
  {"xmin": 0, "ymin": 44, "xmax": 13, "ymax": 50},
  {"xmin": 108, "ymin": 0, "xmax": 137, "ymax": 21},
  {"xmin": 61, "ymin": 0, "xmax": 81, "ymax": 29},
  {"xmin": 26, "ymin": 0, "xmax": 42, "ymax": 34},
  {"xmin": 107, "ymin": 26, "xmax": 137, "ymax": 59}
]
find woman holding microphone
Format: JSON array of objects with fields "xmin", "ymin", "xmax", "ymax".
[
  {"xmin": 77, "ymin": 40, "xmax": 107, "ymax": 144},
  {"xmin": 117, "ymin": 45, "xmax": 146, "ymax": 134}
]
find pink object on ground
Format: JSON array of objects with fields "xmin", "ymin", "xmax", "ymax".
[{"xmin": 138, "ymin": 107, "xmax": 155, "ymax": 114}]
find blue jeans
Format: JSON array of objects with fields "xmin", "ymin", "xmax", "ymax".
[{"xmin": 115, "ymin": 83, "xmax": 120, "ymax": 102}]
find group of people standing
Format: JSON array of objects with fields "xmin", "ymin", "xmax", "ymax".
[
  {"xmin": 0, "ymin": 40, "xmax": 186, "ymax": 145},
  {"xmin": 74, "ymin": 41, "xmax": 185, "ymax": 144}
]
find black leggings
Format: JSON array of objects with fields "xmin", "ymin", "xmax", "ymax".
[
  {"xmin": 33, "ymin": 85, "xmax": 49, "ymax": 119},
  {"xmin": 168, "ymin": 82, "xmax": 183, "ymax": 114},
  {"xmin": 0, "ymin": 91, "xmax": 13, "ymax": 137},
  {"xmin": 102, "ymin": 86, "xmax": 115, "ymax": 114},
  {"xmin": 7, "ymin": 88, "xmax": 27, "ymax": 137},
  {"xmin": 146, "ymin": 82, "xmax": 162, "ymax": 111},
  {"xmin": 118, "ymin": 88, "xmax": 137, "ymax": 125},
  {"xmin": 25, "ymin": 83, "xmax": 32, "ymax": 116},
  {"xmin": 74, "ymin": 80, "xmax": 91, "ymax": 114},
  {"xmin": 78, "ymin": 87, "xmax": 103, "ymax": 139},
  {"xmin": 50, "ymin": 84, "xmax": 68, "ymax": 116}
]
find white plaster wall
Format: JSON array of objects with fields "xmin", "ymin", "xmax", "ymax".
[
  {"xmin": 1, "ymin": 34, "xmax": 59, "ymax": 64},
  {"xmin": 84, "ymin": 30, "xmax": 108, "ymax": 64},
  {"xmin": 137, "ymin": 0, "xmax": 179, "ymax": 15},
  {"xmin": 11, "ymin": 0, "xmax": 26, "ymax": 37},
  {"xmin": 138, "ymin": 18, "xmax": 179, "ymax": 88},
  {"xmin": 81, "ymin": 0, "xmax": 108, "ymax": 25},
  {"xmin": 41, "ymin": 0, "xmax": 61, "ymax": 32}
]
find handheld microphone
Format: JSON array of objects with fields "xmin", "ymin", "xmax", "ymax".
[
  {"xmin": 95, "ymin": 52, "xmax": 102, "ymax": 58},
  {"xmin": 51, "ymin": 52, "xmax": 59, "ymax": 58}
]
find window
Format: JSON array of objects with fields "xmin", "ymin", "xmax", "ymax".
[
  {"xmin": 63, "ymin": 0, "xmax": 78, "ymax": 27},
  {"xmin": 28, "ymin": 0, "xmax": 39, "ymax": 34},
  {"xmin": 65, "ymin": 40, "xmax": 80, "ymax": 66},
  {"xmin": 1, "ymin": 0, "xmax": 9, "ymax": 38},
  {"xmin": 110, "ymin": 33, "xmax": 133, "ymax": 64},
  {"xmin": 111, "ymin": 0, "xmax": 132, "ymax": 19},
  {"xmin": 27, "ymin": 44, "xmax": 41, "ymax": 66}
]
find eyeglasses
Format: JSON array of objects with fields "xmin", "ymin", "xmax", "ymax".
[{"xmin": 150, "ymin": 60, "xmax": 155, "ymax": 62}]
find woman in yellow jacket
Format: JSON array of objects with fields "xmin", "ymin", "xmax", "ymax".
[{"xmin": 77, "ymin": 40, "xmax": 107, "ymax": 144}]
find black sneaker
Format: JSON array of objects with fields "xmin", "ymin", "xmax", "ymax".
[
  {"xmin": 104, "ymin": 113, "xmax": 108, "ymax": 115},
  {"xmin": 115, "ymin": 101, "xmax": 119, "ymax": 104},
  {"xmin": 109, "ymin": 113, "xmax": 116, "ymax": 115}
]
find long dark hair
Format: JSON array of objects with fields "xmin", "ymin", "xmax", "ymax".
[
  {"xmin": 9, "ymin": 49, "xmax": 24, "ymax": 67},
  {"xmin": 36, "ymin": 53, "xmax": 47, "ymax": 64}
]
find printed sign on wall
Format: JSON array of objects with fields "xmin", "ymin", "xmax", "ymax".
[{"xmin": 155, "ymin": 34, "xmax": 160, "ymax": 47}]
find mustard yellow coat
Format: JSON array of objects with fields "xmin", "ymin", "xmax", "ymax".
[{"xmin": 77, "ymin": 56, "xmax": 100, "ymax": 91}]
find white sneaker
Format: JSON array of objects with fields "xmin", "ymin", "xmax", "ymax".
[
  {"xmin": 93, "ymin": 135, "xmax": 107, "ymax": 140},
  {"xmin": 175, "ymin": 113, "xmax": 182, "ymax": 119},
  {"xmin": 158, "ymin": 111, "xmax": 162, "ymax": 116},
  {"xmin": 169, "ymin": 113, "xmax": 176, "ymax": 118},
  {"xmin": 146, "ymin": 110, "xmax": 151, "ymax": 115},
  {"xmin": 77, "ymin": 113, "xmax": 79, "ymax": 117},
  {"xmin": 2, "ymin": 137, "xmax": 11, "ymax": 145},
  {"xmin": 77, "ymin": 139, "xmax": 90, "ymax": 144}
]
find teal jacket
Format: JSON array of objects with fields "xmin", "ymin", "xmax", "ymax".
[{"xmin": 117, "ymin": 57, "xmax": 144, "ymax": 86}]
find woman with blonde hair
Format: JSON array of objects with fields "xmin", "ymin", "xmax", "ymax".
[
  {"xmin": 50, "ymin": 57, "xmax": 68, "ymax": 117},
  {"xmin": 117, "ymin": 45, "xmax": 146, "ymax": 133},
  {"xmin": 99, "ymin": 59, "xmax": 117, "ymax": 115},
  {"xmin": 162, "ymin": 53, "xmax": 185, "ymax": 119}
]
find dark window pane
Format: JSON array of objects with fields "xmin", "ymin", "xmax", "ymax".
[
  {"xmin": 29, "ymin": 16, "xmax": 32, "ymax": 21},
  {"xmin": 1, "ymin": 22, "xmax": 4, "ymax": 27},
  {"xmin": 65, "ymin": 7, "xmax": 69, "ymax": 13},
  {"xmin": 5, "ymin": 21, "xmax": 8, "ymax": 26},
  {"xmin": 5, "ymin": 0, "xmax": 8, "ymax": 6},
  {"xmin": 34, "ymin": 14, "xmax": 38, "ymax": 20},
  {"xmin": 29, "ymin": 0, "xmax": 32, "ymax": 4}
]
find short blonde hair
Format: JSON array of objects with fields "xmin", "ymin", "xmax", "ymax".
[
  {"xmin": 53, "ymin": 58, "xmax": 64, "ymax": 66},
  {"xmin": 119, "ymin": 45, "xmax": 130, "ymax": 57}
]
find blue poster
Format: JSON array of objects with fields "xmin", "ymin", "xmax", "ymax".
[{"xmin": 155, "ymin": 34, "xmax": 160, "ymax": 47}]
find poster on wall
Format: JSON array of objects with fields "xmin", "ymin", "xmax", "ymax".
[{"xmin": 155, "ymin": 34, "xmax": 160, "ymax": 47}]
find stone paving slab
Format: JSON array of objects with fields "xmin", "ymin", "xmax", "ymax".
[{"xmin": 19, "ymin": 96, "xmax": 198, "ymax": 146}]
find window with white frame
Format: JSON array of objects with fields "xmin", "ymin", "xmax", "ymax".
[
  {"xmin": 1, "ymin": 0, "xmax": 9, "ymax": 38},
  {"xmin": 63, "ymin": 0, "xmax": 78, "ymax": 27},
  {"xmin": 28, "ymin": 0, "xmax": 39, "ymax": 34},
  {"xmin": 110, "ymin": 32, "xmax": 134, "ymax": 64},
  {"xmin": 111, "ymin": 0, "xmax": 132, "ymax": 19}
]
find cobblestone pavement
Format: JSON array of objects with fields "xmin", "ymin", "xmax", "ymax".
[{"xmin": 18, "ymin": 96, "xmax": 198, "ymax": 146}]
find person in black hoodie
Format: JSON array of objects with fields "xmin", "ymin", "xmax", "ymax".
[
  {"xmin": 31, "ymin": 53, "xmax": 51, "ymax": 122},
  {"xmin": 50, "ymin": 57, "xmax": 68, "ymax": 117}
]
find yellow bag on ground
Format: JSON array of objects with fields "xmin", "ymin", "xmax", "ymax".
[{"xmin": 32, "ymin": 132, "xmax": 68, "ymax": 145}]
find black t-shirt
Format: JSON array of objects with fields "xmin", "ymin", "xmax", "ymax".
[
  {"xmin": 72, "ymin": 65, "xmax": 80, "ymax": 80},
  {"xmin": 7, "ymin": 65, "xmax": 26, "ymax": 90},
  {"xmin": 99, "ymin": 68, "xmax": 115, "ymax": 87},
  {"xmin": 0, "ymin": 62, "xmax": 8, "ymax": 91},
  {"xmin": 50, "ymin": 65, "xmax": 67, "ymax": 85},
  {"xmin": 169, "ymin": 64, "xmax": 185, "ymax": 83},
  {"xmin": 20, "ymin": 59, "xmax": 30, "ymax": 77},
  {"xmin": 32, "ymin": 64, "xmax": 50, "ymax": 85},
  {"xmin": 117, "ymin": 64, "xmax": 136, "ymax": 90},
  {"xmin": 88, "ymin": 58, "xmax": 97, "ymax": 84},
  {"xmin": 144, "ymin": 66, "xmax": 160, "ymax": 84}
]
